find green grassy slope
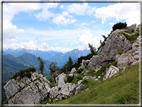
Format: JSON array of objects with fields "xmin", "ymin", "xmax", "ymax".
[{"xmin": 55, "ymin": 63, "xmax": 139, "ymax": 104}]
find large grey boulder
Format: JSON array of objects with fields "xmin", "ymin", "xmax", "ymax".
[
  {"xmin": 88, "ymin": 30, "xmax": 132, "ymax": 71},
  {"xmin": 49, "ymin": 86, "xmax": 59, "ymax": 98},
  {"xmin": 68, "ymin": 68, "xmax": 76, "ymax": 77},
  {"xmin": 117, "ymin": 53, "xmax": 134, "ymax": 69},
  {"xmin": 55, "ymin": 73, "xmax": 66, "ymax": 88},
  {"xmin": 70, "ymin": 68, "xmax": 76, "ymax": 74},
  {"xmin": 51, "ymin": 73, "xmax": 77, "ymax": 99},
  {"xmin": 4, "ymin": 71, "xmax": 51, "ymax": 104},
  {"xmin": 79, "ymin": 60, "xmax": 90, "ymax": 69},
  {"xmin": 132, "ymin": 36, "xmax": 140, "ymax": 52},
  {"xmin": 75, "ymin": 84, "xmax": 85, "ymax": 95},
  {"xmin": 103, "ymin": 65, "xmax": 119, "ymax": 80},
  {"xmin": 49, "ymin": 83, "xmax": 76, "ymax": 99},
  {"xmin": 60, "ymin": 83, "xmax": 76, "ymax": 96},
  {"xmin": 88, "ymin": 55, "xmax": 102, "ymax": 71}
]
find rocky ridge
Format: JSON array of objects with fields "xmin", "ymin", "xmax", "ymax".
[{"xmin": 4, "ymin": 24, "xmax": 141, "ymax": 104}]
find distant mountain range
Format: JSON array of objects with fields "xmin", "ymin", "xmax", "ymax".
[
  {"xmin": 2, "ymin": 48, "xmax": 90, "ymax": 103},
  {"xmin": 3, "ymin": 53, "xmax": 51, "ymax": 81},
  {"xmin": 4, "ymin": 48, "xmax": 90, "ymax": 67},
  {"xmin": 2, "ymin": 48, "xmax": 90, "ymax": 83}
]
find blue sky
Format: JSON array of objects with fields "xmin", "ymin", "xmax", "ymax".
[{"xmin": 3, "ymin": 1, "xmax": 140, "ymax": 53}]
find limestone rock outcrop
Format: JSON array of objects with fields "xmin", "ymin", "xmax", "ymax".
[
  {"xmin": 117, "ymin": 35, "xmax": 140, "ymax": 69},
  {"xmin": 4, "ymin": 71, "xmax": 51, "ymax": 104},
  {"xmin": 50, "ymin": 73, "xmax": 83, "ymax": 100},
  {"xmin": 79, "ymin": 60, "xmax": 90, "ymax": 69},
  {"xmin": 88, "ymin": 28, "xmax": 139, "ymax": 71},
  {"xmin": 103, "ymin": 65, "xmax": 119, "ymax": 80}
]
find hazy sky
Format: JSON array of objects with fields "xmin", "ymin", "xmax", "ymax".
[{"xmin": 3, "ymin": 1, "xmax": 140, "ymax": 53}]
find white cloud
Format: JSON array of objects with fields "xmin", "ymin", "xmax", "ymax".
[
  {"xmin": 91, "ymin": 20, "xmax": 95, "ymax": 23},
  {"xmin": 52, "ymin": 13, "xmax": 77, "ymax": 25},
  {"xmin": 34, "ymin": 9, "xmax": 55, "ymax": 21},
  {"xmin": 77, "ymin": 30, "xmax": 103, "ymax": 48},
  {"xmin": 60, "ymin": 5, "xmax": 64, "ymax": 9},
  {"xmin": 3, "ymin": 3, "xmax": 41, "ymax": 22},
  {"xmin": 3, "ymin": 3, "xmax": 41, "ymax": 42},
  {"xmin": 49, "ymin": 47, "xmax": 72, "ymax": 53},
  {"xmin": 38, "ymin": 42, "xmax": 49, "ymax": 51},
  {"xmin": 109, "ymin": 22, "xmax": 115, "ymax": 26},
  {"xmin": 81, "ymin": 22, "xmax": 88, "ymax": 26},
  {"xmin": 25, "ymin": 28, "xmax": 81, "ymax": 41},
  {"xmin": 95, "ymin": 3, "xmax": 140, "ymax": 26},
  {"xmin": 66, "ymin": 3, "xmax": 96, "ymax": 16},
  {"xmin": 3, "ymin": 40, "xmax": 72, "ymax": 53},
  {"xmin": 34, "ymin": 3, "xmax": 58, "ymax": 21},
  {"xmin": 4, "ymin": 40, "xmax": 37, "ymax": 50},
  {"xmin": 34, "ymin": 3, "xmax": 77, "ymax": 25},
  {"xmin": 3, "ymin": 40, "xmax": 48, "ymax": 51},
  {"xmin": 102, "ymin": 20, "xmax": 105, "ymax": 24}
]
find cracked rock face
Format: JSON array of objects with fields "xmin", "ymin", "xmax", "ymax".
[
  {"xmin": 103, "ymin": 65, "xmax": 119, "ymax": 80},
  {"xmin": 4, "ymin": 71, "xmax": 51, "ymax": 104},
  {"xmin": 88, "ymin": 30, "xmax": 132, "ymax": 71}
]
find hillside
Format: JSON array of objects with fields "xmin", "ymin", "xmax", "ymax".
[
  {"xmin": 55, "ymin": 63, "xmax": 139, "ymax": 104},
  {"xmin": 3, "ymin": 23, "xmax": 140, "ymax": 105}
]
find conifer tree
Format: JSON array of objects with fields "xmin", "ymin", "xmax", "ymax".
[
  {"xmin": 68, "ymin": 56, "xmax": 73, "ymax": 67},
  {"xmin": 37, "ymin": 57, "xmax": 45, "ymax": 75}
]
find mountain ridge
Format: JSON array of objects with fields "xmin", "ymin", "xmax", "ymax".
[{"xmin": 4, "ymin": 49, "xmax": 90, "ymax": 67}]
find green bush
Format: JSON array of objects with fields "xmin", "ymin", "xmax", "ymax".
[
  {"xmin": 77, "ymin": 75, "xmax": 83, "ymax": 81},
  {"xmin": 66, "ymin": 75, "xmax": 74, "ymax": 83},
  {"xmin": 120, "ymin": 32, "xmax": 139, "ymax": 42},
  {"xmin": 10, "ymin": 67, "xmax": 36, "ymax": 80},
  {"xmin": 71, "ymin": 73, "xmax": 84, "ymax": 84},
  {"xmin": 86, "ymin": 70, "xmax": 95, "ymax": 76},
  {"xmin": 117, "ymin": 49, "xmax": 123, "ymax": 55},
  {"xmin": 112, "ymin": 22, "xmax": 127, "ymax": 31},
  {"xmin": 49, "ymin": 81, "xmax": 55, "ymax": 88},
  {"xmin": 135, "ymin": 45, "xmax": 139, "ymax": 47},
  {"xmin": 77, "ymin": 68, "xmax": 83, "ymax": 74},
  {"xmin": 125, "ymin": 29, "xmax": 134, "ymax": 34},
  {"xmin": 81, "ymin": 79, "xmax": 88, "ymax": 85}
]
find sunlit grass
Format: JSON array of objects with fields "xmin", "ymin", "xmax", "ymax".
[{"xmin": 55, "ymin": 63, "xmax": 139, "ymax": 104}]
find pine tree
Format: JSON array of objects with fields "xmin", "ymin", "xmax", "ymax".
[
  {"xmin": 49, "ymin": 62, "xmax": 59, "ymax": 80},
  {"xmin": 68, "ymin": 56, "xmax": 73, "ymax": 67},
  {"xmin": 37, "ymin": 57, "xmax": 45, "ymax": 75},
  {"xmin": 88, "ymin": 43, "xmax": 97, "ymax": 55}
]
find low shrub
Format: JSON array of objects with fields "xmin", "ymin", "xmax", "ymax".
[
  {"xmin": 49, "ymin": 81, "xmax": 55, "ymax": 88},
  {"xmin": 120, "ymin": 32, "xmax": 139, "ymax": 42},
  {"xmin": 125, "ymin": 29, "xmax": 134, "ymax": 34},
  {"xmin": 112, "ymin": 22, "xmax": 127, "ymax": 31},
  {"xmin": 10, "ymin": 67, "xmax": 36, "ymax": 80},
  {"xmin": 81, "ymin": 79, "xmax": 88, "ymax": 85},
  {"xmin": 77, "ymin": 75, "xmax": 83, "ymax": 81},
  {"xmin": 86, "ymin": 70, "xmax": 95, "ymax": 76},
  {"xmin": 71, "ymin": 74, "xmax": 84, "ymax": 84},
  {"xmin": 66, "ymin": 75, "xmax": 74, "ymax": 83},
  {"xmin": 77, "ymin": 68, "xmax": 83, "ymax": 74},
  {"xmin": 117, "ymin": 49, "xmax": 123, "ymax": 55},
  {"xmin": 135, "ymin": 45, "xmax": 139, "ymax": 47}
]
